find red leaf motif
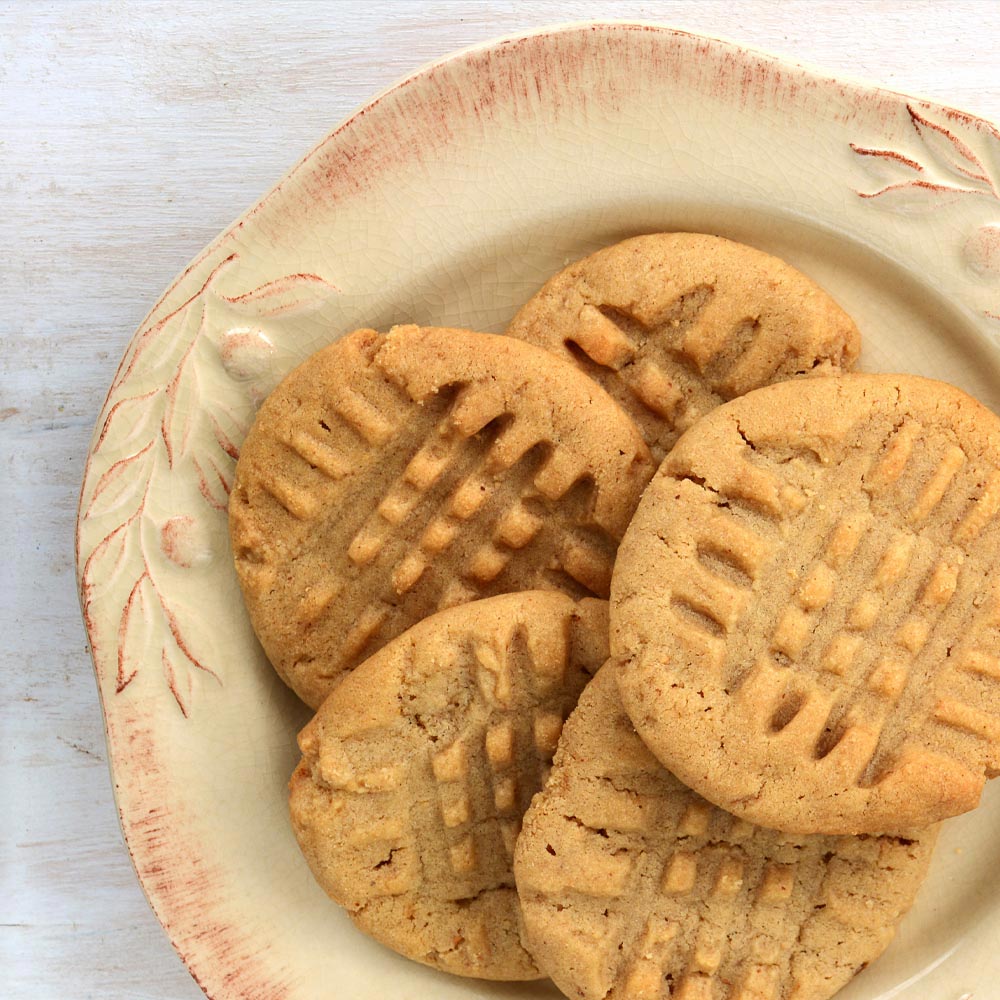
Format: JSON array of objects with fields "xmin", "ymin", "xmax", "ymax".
[
  {"xmin": 908, "ymin": 105, "xmax": 997, "ymax": 195},
  {"xmin": 211, "ymin": 414, "xmax": 240, "ymax": 462},
  {"xmin": 82, "ymin": 504, "xmax": 145, "ymax": 621},
  {"xmin": 160, "ymin": 303, "xmax": 207, "ymax": 469},
  {"xmin": 82, "ymin": 251, "xmax": 343, "ymax": 718},
  {"xmin": 852, "ymin": 108, "xmax": 1000, "ymax": 206},
  {"xmin": 856, "ymin": 179, "xmax": 980, "ymax": 213},
  {"xmin": 850, "ymin": 145, "xmax": 923, "ymax": 172},
  {"xmin": 219, "ymin": 273, "xmax": 340, "ymax": 318},
  {"xmin": 118, "ymin": 572, "xmax": 155, "ymax": 693},
  {"xmin": 161, "ymin": 648, "xmax": 191, "ymax": 718},
  {"xmin": 115, "ymin": 566, "xmax": 220, "ymax": 713},
  {"xmin": 160, "ymin": 591, "xmax": 220, "ymax": 686},
  {"xmin": 192, "ymin": 455, "xmax": 231, "ymax": 512},
  {"xmin": 95, "ymin": 389, "xmax": 158, "ymax": 453},
  {"xmin": 114, "ymin": 253, "xmax": 238, "ymax": 393},
  {"xmin": 84, "ymin": 442, "xmax": 155, "ymax": 521}
]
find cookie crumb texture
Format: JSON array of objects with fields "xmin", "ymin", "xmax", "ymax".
[
  {"xmin": 289, "ymin": 592, "xmax": 609, "ymax": 980},
  {"xmin": 515, "ymin": 666, "xmax": 936, "ymax": 1000},
  {"xmin": 507, "ymin": 232, "xmax": 860, "ymax": 463},
  {"xmin": 230, "ymin": 325, "xmax": 651, "ymax": 708},
  {"xmin": 612, "ymin": 373, "xmax": 1000, "ymax": 834}
]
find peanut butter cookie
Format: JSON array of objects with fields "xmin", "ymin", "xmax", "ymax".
[
  {"xmin": 612, "ymin": 373, "xmax": 1000, "ymax": 834},
  {"xmin": 230, "ymin": 325, "xmax": 651, "ymax": 707},
  {"xmin": 508, "ymin": 233, "xmax": 860, "ymax": 462},
  {"xmin": 515, "ymin": 664, "xmax": 936, "ymax": 1000},
  {"xmin": 289, "ymin": 591, "xmax": 608, "ymax": 979}
]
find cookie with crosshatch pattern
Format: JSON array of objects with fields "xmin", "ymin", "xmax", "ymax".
[
  {"xmin": 229, "ymin": 324, "xmax": 652, "ymax": 709},
  {"xmin": 612, "ymin": 372, "xmax": 1000, "ymax": 835},
  {"xmin": 289, "ymin": 591, "xmax": 609, "ymax": 979},
  {"xmin": 514, "ymin": 664, "xmax": 937, "ymax": 1000},
  {"xmin": 507, "ymin": 232, "xmax": 860, "ymax": 463}
]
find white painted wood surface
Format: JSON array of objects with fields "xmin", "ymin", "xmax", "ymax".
[{"xmin": 4, "ymin": 2, "xmax": 1000, "ymax": 997}]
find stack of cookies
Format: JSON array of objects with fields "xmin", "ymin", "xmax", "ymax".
[{"xmin": 229, "ymin": 233, "xmax": 1000, "ymax": 999}]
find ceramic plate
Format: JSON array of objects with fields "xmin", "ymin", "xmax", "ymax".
[{"xmin": 77, "ymin": 21, "xmax": 1000, "ymax": 1000}]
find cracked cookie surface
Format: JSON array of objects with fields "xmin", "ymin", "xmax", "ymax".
[
  {"xmin": 507, "ymin": 232, "xmax": 860, "ymax": 463},
  {"xmin": 514, "ymin": 664, "xmax": 937, "ymax": 1000},
  {"xmin": 612, "ymin": 373, "xmax": 1000, "ymax": 834},
  {"xmin": 289, "ymin": 591, "xmax": 608, "ymax": 980},
  {"xmin": 230, "ymin": 324, "xmax": 651, "ymax": 708}
]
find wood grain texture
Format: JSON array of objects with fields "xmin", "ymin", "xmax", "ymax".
[{"xmin": 3, "ymin": 2, "xmax": 999, "ymax": 997}]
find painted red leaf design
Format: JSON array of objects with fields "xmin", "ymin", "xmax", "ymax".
[
  {"xmin": 218, "ymin": 272, "xmax": 340, "ymax": 317},
  {"xmin": 160, "ymin": 303, "xmax": 208, "ymax": 469},
  {"xmin": 160, "ymin": 593, "xmax": 220, "ymax": 686},
  {"xmin": 84, "ymin": 442, "xmax": 155, "ymax": 521},
  {"xmin": 82, "ymin": 505, "xmax": 146, "ymax": 625},
  {"xmin": 850, "ymin": 145, "xmax": 923, "ymax": 174},
  {"xmin": 192, "ymin": 454, "xmax": 232, "ymax": 512},
  {"xmin": 161, "ymin": 648, "xmax": 192, "ymax": 718},
  {"xmin": 113, "ymin": 253, "xmax": 238, "ymax": 394},
  {"xmin": 95, "ymin": 388, "xmax": 158, "ymax": 453},
  {"xmin": 907, "ymin": 105, "xmax": 997, "ymax": 195},
  {"xmin": 116, "ymin": 567, "xmax": 220, "ymax": 715},
  {"xmin": 211, "ymin": 413, "xmax": 240, "ymax": 462},
  {"xmin": 82, "ymin": 251, "xmax": 342, "ymax": 717},
  {"xmin": 856, "ymin": 180, "xmax": 976, "ymax": 214},
  {"xmin": 118, "ymin": 572, "xmax": 157, "ymax": 693},
  {"xmin": 852, "ymin": 107, "xmax": 1000, "ymax": 205}
]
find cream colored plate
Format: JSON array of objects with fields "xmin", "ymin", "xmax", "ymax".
[{"xmin": 77, "ymin": 21, "xmax": 1000, "ymax": 1000}]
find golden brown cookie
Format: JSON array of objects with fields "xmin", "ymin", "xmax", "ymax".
[
  {"xmin": 612, "ymin": 373, "xmax": 1000, "ymax": 835},
  {"xmin": 507, "ymin": 233, "xmax": 860, "ymax": 462},
  {"xmin": 289, "ymin": 591, "xmax": 609, "ymax": 980},
  {"xmin": 230, "ymin": 324, "xmax": 652, "ymax": 708},
  {"xmin": 514, "ymin": 664, "xmax": 937, "ymax": 1000}
]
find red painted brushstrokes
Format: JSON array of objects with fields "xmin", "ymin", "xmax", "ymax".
[
  {"xmin": 161, "ymin": 327, "xmax": 203, "ymax": 470},
  {"xmin": 96, "ymin": 389, "xmax": 158, "ymax": 451},
  {"xmin": 161, "ymin": 595, "xmax": 220, "ymax": 687},
  {"xmin": 113, "ymin": 253, "xmax": 238, "ymax": 395},
  {"xmin": 161, "ymin": 649, "xmax": 188, "ymax": 718},
  {"xmin": 850, "ymin": 144, "xmax": 924, "ymax": 172},
  {"xmin": 907, "ymin": 104, "xmax": 998, "ymax": 194},
  {"xmin": 115, "ymin": 556, "xmax": 219, "ymax": 707},
  {"xmin": 88, "ymin": 441, "xmax": 155, "ymax": 510},
  {"xmin": 211, "ymin": 415, "xmax": 240, "ymax": 462},
  {"xmin": 222, "ymin": 272, "xmax": 340, "ymax": 316},
  {"xmin": 192, "ymin": 455, "xmax": 230, "ymax": 512},
  {"xmin": 108, "ymin": 712, "xmax": 294, "ymax": 999},
  {"xmin": 857, "ymin": 179, "xmax": 988, "ymax": 199}
]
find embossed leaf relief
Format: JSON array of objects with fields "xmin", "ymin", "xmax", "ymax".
[
  {"xmin": 80, "ymin": 253, "xmax": 339, "ymax": 715},
  {"xmin": 853, "ymin": 104, "xmax": 1000, "ymax": 324},
  {"xmin": 851, "ymin": 104, "xmax": 1000, "ymax": 210}
]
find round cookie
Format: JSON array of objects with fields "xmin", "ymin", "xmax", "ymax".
[
  {"xmin": 289, "ymin": 591, "xmax": 609, "ymax": 980},
  {"xmin": 230, "ymin": 324, "xmax": 652, "ymax": 708},
  {"xmin": 507, "ymin": 232, "xmax": 860, "ymax": 462},
  {"xmin": 612, "ymin": 372, "xmax": 1000, "ymax": 835},
  {"xmin": 514, "ymin": 664, "xmax": 937, "ymax": 1000}
]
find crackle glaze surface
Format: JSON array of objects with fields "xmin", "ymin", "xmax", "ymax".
[{"xmin": 76, "ymin": 21, "xmax": 1000, "ymax": 1000}]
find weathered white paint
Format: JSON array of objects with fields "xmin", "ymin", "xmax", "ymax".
[{"xmin": 4, "ymin": 2, "xmax": 1000, "ymax": 997}]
